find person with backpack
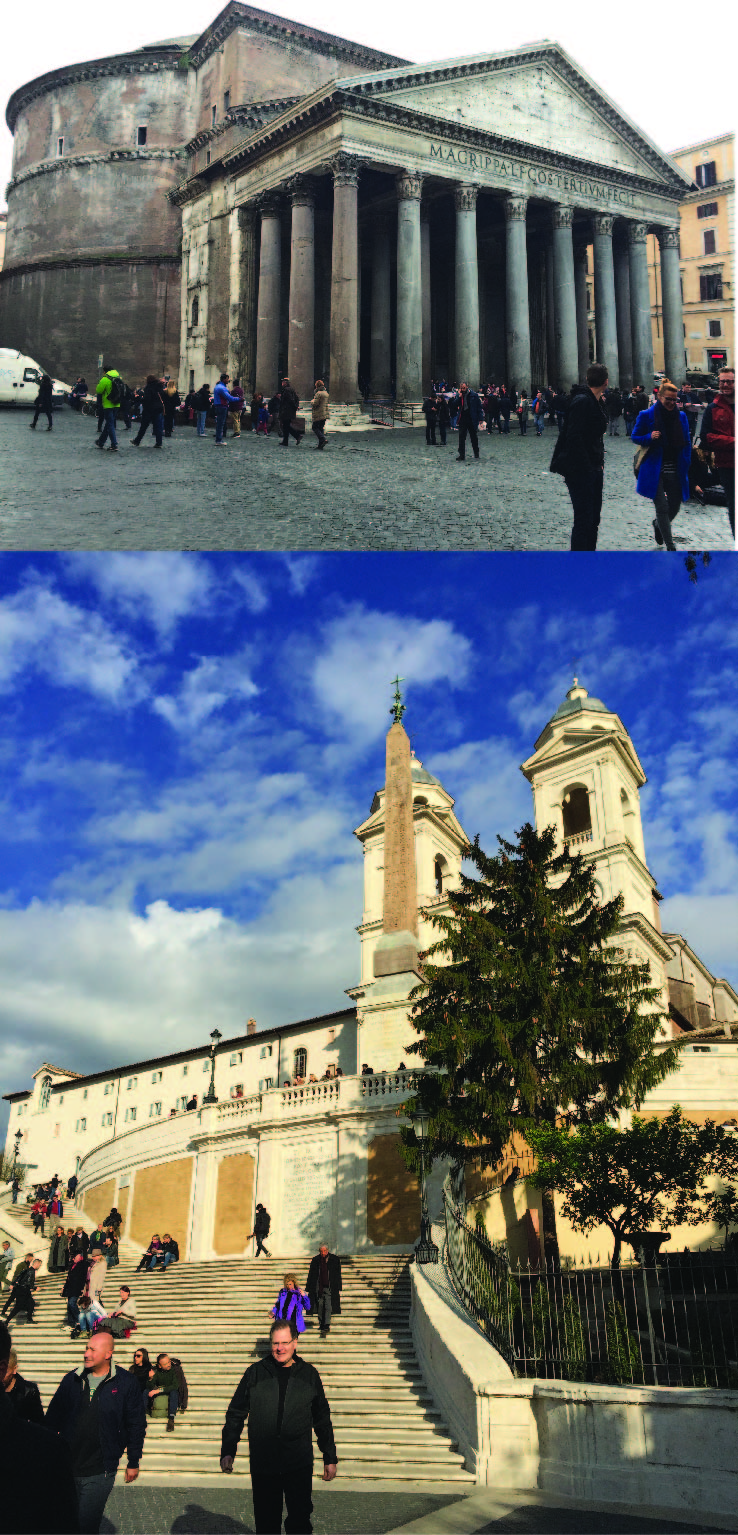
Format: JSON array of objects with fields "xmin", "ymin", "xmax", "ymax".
[
  {"xmin": 29, "ymin": 374, "xmax": 54, "ymax": 431},
  {"xmin": 550, "ymin": 362, "xmax": 609, "ymax": 550},
  {"xmin": 249, "ymin": 1204, "xmax": 271, "ymax": 1257},
  {"xmin": 95, "ymin": 369, "xmax": 124, "ymax": 451}
]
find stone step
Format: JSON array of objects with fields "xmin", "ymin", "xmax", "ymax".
[{"xmin": 136, "ymin": 1454, "xmax": 474, "ymax": 1484}]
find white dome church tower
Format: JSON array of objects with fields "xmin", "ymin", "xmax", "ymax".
[{"xmin": 521, "ymin": 678, "xmax": 674, "ymax": 1021}]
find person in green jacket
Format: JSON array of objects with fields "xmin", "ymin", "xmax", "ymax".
[{"xmin": 96, "ymin": 369, "xmax": 122, "ymax": 451}]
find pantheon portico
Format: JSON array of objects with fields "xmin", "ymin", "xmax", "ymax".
[{"xmin": 174, "ymin": 40, "xmax": 692, "ymax": 402}]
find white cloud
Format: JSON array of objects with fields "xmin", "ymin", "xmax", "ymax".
[
  {"xmin": 65, "ymin": 553, "xmax": 214, "ymax": 640},
  {"xmin": 0, "ymin": 579, "xmax": 141, "ymax": 703},
  {"xmin": 231, "ymin": 565, "xmax": 270, "ymax": 613},
  {"xmin": 153, "ymin": 652, "xmax": 259, "ymax": 731},
  {"xmin": 311, "ymin": 605, "xmax": 472, "ymax": 741}
]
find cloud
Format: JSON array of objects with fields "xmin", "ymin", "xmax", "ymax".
[
  {"xmin": 152, "ymin": 652, "xmax": 259, "ymax": 731},
  {"xmin": 0, "ymin": 578, "xmax": 141, "ymax": 703},
  {"xmin": 311, "ymin": 605, "xmax": 472, "ymax": 741},
  {"xmin": 231, "ymin": 565, "xmax": 270, "ymax": 613},
  {"xmin": 64, "ymin": 553, "xmax": 214, "ymax": 640}
]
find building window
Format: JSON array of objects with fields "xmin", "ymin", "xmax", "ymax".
[
  {"xmin": 434, "ymin": 856, "xmax": 448, "ymax": 895},
  {"xmin": 191, "ymin": 295, "xmax": 199, "ymax": 327},
  {"xmin": 56, "ymin": 137, "xmax": 64, "ymax": 157},
  {"xmin": 189, "ymin": 369, "xmax": 195, "ymax": 393},
  {"xmin": 137, "ymin": 125, "xmax": 147, "ymax": 146},
  {"xmin": 82, "ymin": 1089, "xmax": 88, "ymax": 1099},
  {"xmin": 700, "ymin": 274, "xmax": 723, "ymax": 301},
  {"xmin": 694, "ymin": 162, "xmax": 717, "ymax": 188},
  {"xmin": 39, "ymin": 1076, "xmax": 52, "ymax": 1111},
  {"xmin": 76, "ymin": 1118, "xmax": 86, "ymax": 1133},
  {"xmin": 224, "ymin": 90, "xmax": 230, "ymax": 111},
  {"xmin": 206, "ymin": 149, "xmax": 211, "ymax": 167},
  {"xmin": 230, "ymin": 1084, "xmax": 244, "ymax": 1099},
  {"xmin": 125, "ymin": 1107, "xmax": 137, "ymax": 1123},
  {"xmin": 54, "ymin": 1124, "xmax": 60, "ymax": 1137},
  {"xmin": 562, "ymin": 785, "xmax": 592, "ymax": 841},
  {"xmin": 103, "ymin": 1082, "xmax": 114, "ymax": 1096},
  {"xmin": 293, "ymin": 1048, "xmax": 307, "ymax": 1081},
  {"xmin": 58, "ymin": 1095, "xmax": 64, "ymax": 1106},
  {"xmin": 126, "ymin": 1077, "xmax": 137, "ymax": 1090},
  {"xmin": 703, "ymin": 230, "xmax": 717, "ymax": 256},
  {"xmin": 697, "ymin": 202, "xmax": 718, "ymax": 219},
  {"xmin": 182, "ymin": 1064, "xmax": 189, "ymax": 1077},
  {"xmin": 151, "ymin": 1070, "xmax": 162, "ymax": 1083},
  {"xmin": 101, "ymin": 1112, "xmax": 113, "ymax": 1128},
  {"xmin": 203, "ymin": 1058, "xmax": 210, "ymax": 1072},
  {"xmin": 149, "ymin": 1102, "xmax": 162, "ymax": 1118},
  {"xmin": 211, "ymin": 104, "xmax": 217, "ymax": 127},
  {"xmin": 230, "ymin": 1051, "xmax": 243, "ymax": 1066},
  {"xmin": 259, "ymin": 1045, "xmax": 272, "ymax": 1060},
  {"xmin": 259, "ymin": 1077, "xmax": 274, "ymax": 1092},
  {"xmin": 709, "ymin": 320, "xmax": 722, "ymax": 337}
]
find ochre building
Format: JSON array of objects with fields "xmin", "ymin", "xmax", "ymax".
[
  {"xmin": 1, "ymin": 2, "xmax": 693, "ymax": 396},
  {"xmin": 648, "ymin": 133, "xmax": 734, "ymax": 379}
]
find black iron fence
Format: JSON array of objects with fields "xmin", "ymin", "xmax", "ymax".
[
  {"xmin": 367, "ymin": 401, "xmax": 420, "ymax": 426},
  {"xmin": 443, "ymin": 1192, "xmax": 738, "ymax": 1389}
]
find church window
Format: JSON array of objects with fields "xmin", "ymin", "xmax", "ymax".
[
  {"xmin": 56, "ymin": 137, "xmax": 64, "ymax": 158},
  {"xmin": 137, "ymin": 125, "xmax": 147, "ymax": 147},
  {"xmin": 434, "ymin": 856, "xmax": 448, "ymax": 895},
  {"xmin": 191, "ymin": 296, "xmax": 199, "ymax": 328},
  {"xmin": 293, "ymin": 1048, "xmax": 307, "ymax": 1080},
  {"xmin": 39, "ymin": 1076, "xmax": 52, "ymax": 1111},
  {"xmin": 562, "ymin": 785, "xmax": 592, "ymax": 841}
]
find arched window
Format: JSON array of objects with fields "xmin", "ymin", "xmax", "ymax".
[
  {"xmin": 191, "ymin": 295, "xmax": 199, "ymax": 327},
  {"xmin": 434, "ymin": 856, "xmax": 448, "ymax": 895},
  {"xmin": 293, "ymin": 1048, "xmax": 307, "ymax": 1081},
  {"xmin": 620, "ymin": 787, "xmax": 636, "ymax": 839},
  {"xmin": 562, "ymin": 785, "xmax": 592, "ymax": 840},
  {"xmin": 39, "ymin": 1075, "xmax": 52, "ymax": 1111}
]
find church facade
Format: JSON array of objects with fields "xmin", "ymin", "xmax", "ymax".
[
  {"xmin": 1, "ymin": 3, "xmax": 691, "ymax": 395},
  {"xmin": 4, "ymin": 683, "xmax": 737, "ymax": 1259}
]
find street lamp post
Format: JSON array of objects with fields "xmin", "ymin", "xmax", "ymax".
[
  {"xmin": 11, "ymin": 1129, "xmax": 22, "ymax": 1173},
  {"xmin": 409, "ymin": 1108, "xmax": 439, "ymax": 1265},
  {"xmin": 203, "ymin": 1029, "xmax": 222, "ymax": 1105}
]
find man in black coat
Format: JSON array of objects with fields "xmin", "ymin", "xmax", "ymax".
[
  {"xmin": 278, "ymin": 378, "xmax": 302, "ymax": 446},
  {"xmin": 30, "ymin": 373, "xmax": 54, "ymax": 431},
  {"xmin": 45, "ymin": 1329, "xmax": 146, "ymax": 1534},
  {"xmin": 306, "ymin": 1244, "xmax": 342, "ymax": 1335},
  {"xmin": 0, "ymin": 1321, "xmax": 80, "ymax": 1534},
  {"xmin": 221, "ymin": 1317, "xmax": 337, "ymax": 1534},
  {"xmin": 550, "ymin": 363, "xmax": 609, "ymax": 550},
  {"xmin": 249, "ymin": 1203, "xmax": 271, "ymax": 1257}
]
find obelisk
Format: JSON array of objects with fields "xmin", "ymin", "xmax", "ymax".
[{"xmin": 373, "ymin": 679, "xmax": 420, "ymax": 978}]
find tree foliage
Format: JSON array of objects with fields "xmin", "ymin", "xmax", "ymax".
[
  {"xmin": 705, "ymin": 1187, "xmax": 738, "ymax": 1248},
  {"xmin": 403, "ymin": 824, "xmax": 676, "ymax": 1175},
  {"xmin": 527, "ymin": 1108, "xmax": 738, "ymax": 1266}
]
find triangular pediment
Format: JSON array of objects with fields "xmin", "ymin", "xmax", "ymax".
[{"xmin": 339, "ymin": 46, "xmax": 690, "ymax": 189}]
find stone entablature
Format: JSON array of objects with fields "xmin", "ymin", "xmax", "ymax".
[{"xmin": 6, "ymin": 146, "xmax": 187, "ymax": 195}]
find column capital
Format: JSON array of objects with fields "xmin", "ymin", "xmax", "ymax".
[
  {"xmin": 627, "ymin": 220, "xmax": 649, "ymax": 245},
  {"xmin": 330, "ymin": 152, "xmax": 363, "ymax": 188},
  {"xmin": 396, "ymin": 169, "xmax": 423, "ymax": 202},
  {"xmin": 657, "ymin": 225, "xmax": 680, "ymax": 249},
  {"xmin": 504, "ymin": 194, "xmax": 528, "ymax": 222},
  {"xmin": 454, "ymin": 183, "xmax": 478, "ymax": 213},
  {"xmin": 553, "ymin": 205, "xmax": 574, "ymax": 230},
  {"xmin": 254, "ymin": 190, "xmax": 283, "ymax": 218},
  {"xmin": 286, "ymin": 174, "xmax": 317, "ymax": 208},
  {"xmin": 593, "ymin": 214, "xmax": 615, "ymax": 238}
]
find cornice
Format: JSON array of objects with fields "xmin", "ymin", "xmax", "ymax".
[
  {"xmin": 681, "ymin": 179, "xmax": 734, "ymax": 204},
  {"xmin": 187, "ymin": 1, "xmax": 408, "ymax": 73},
  {"xmin": 184, "ymin": 98, "xmax": 301, "ymax": 153},
  {"xmin": 7, "ymin": 146, "xmax": 186, "ymax": 195},
  {"xmin": 0, "ymin": 251, "xmax": 181, "ymax": 281},
  {"xmin": 213, "ymin": 89, "xmax": 682, "ymax": 203},
  {"xmin": 6, "ymin": 50, "xmax": 183, "ymax": 133}
]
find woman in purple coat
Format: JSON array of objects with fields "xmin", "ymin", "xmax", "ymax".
[{"xmin": 271, "ymin": 1273, "xmax": 311, "ymax": 1334}]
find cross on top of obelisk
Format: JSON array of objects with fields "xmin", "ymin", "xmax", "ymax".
[{"xmin": 390, "ymin": 675, "xmax": 406, "ymax": 724}]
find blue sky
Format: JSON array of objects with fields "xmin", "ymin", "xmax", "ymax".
[{"xmin": 0, "ymin": 551, "xmax": 736, "ymax": 1141}]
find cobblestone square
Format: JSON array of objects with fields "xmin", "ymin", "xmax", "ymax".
[{"xmin": 0, "ymin": 411, "xmax": 733, "ymax": 551}]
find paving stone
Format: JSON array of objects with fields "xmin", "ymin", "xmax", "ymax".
[
  {"xmin": 100, "ymin": 1484, "xmax": 461, "ymax": 1533},
  {"xmin": 1, "ymin": 412, "xmax": 733, "ymax": 551}
]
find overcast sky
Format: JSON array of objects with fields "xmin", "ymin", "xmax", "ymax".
[
  {"xmin": 1, "ymin": 0, "xmax": 725, "ymax": 208},
  {"xmin": 0, "ymin": 550, "xmax": 736, "ymax": 1144}
]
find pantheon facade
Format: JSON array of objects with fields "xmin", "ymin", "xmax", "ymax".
[{"xmin": 1, "ymin": 2, "xmax": 691, "ymax": 397}]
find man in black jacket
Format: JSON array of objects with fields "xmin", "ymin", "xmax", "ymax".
[
  {"xmin": 0, "ymin": 1321, "xmax": 80, "ymax": 1534},
  {"xmin": 249, "ymin": 1203, "xmax": 271, "ymax": 1257},
  {"xmin": 3, "ymin": 1257, "xmax": 41, "ymax": 1324},
  {"xmin": 306, "ymin": 1244, "xmax": 342, "ymax": 1336},
  {"xmin": 550, "ymin": 363, "xmax": 609, "ymax": 550},
  {"xmin": 278, "ymin": 378, "xmax": 302, "ymax": 446},
  {"xmin": 221, "ymin": 1317, "xmax": 337, "ymax": 1534},
  {"xmin": 45, "ymin": 1329, "xmax": 146, "ymax": 1534}
]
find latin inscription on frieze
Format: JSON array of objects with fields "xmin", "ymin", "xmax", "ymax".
[{"xmin": 429, "ymin": 143, "xmax": 637, "ymax": 206}]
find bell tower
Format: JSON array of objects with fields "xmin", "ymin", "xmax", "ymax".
[{"xmin": 521, "ymin": 679, "xmax": 673, "ymax": 1018}]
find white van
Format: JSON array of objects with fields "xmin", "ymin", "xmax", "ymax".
[{"xmin": 0, "ymin": 349, "xmax": 71, "ymax": 407}]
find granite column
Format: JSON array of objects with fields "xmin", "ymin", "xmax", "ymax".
[
  {"xmin": 395, "ymin": 170, "xmax": 423, "ymax": 401},
  {"xmin": 552, "ymin": 206, "xmax": 579, "ymax": 390},
  {"xmin": 287, "ymin": 177, "xmax": 316, "ymax": 402},
  {"xmin": 370, "ymin": 216, "xmax": 392, "ymax": 396},
  {"xmin": 574, "ymin": 241, "xmax": 590, "ymax": 383},
  {"xmin": 613, "ymin": 231, "xmax": 633, "ymax": 392},
  {"xmin": 628, "ymin": 221, "xmax": 654, "ymax": 387},
  {"xmin": 592, "ymin": 214, "xmax": 619, "ymax": 385},
  {"xmin": 658, "ymin": 226, "xmax": 685, "ymax": 384},
  {"xmin": 254, "ymin": 194, "xmax": 282, "ymax": 395},
  {"xmin": 329, "ymin": 154, "xmax": 361, "ymax": 404},
  {"xmin": 504, "ymin": 194, "xmax": 531, "ymax": 395},
  {"xmin": 454, "ymin": 184, "xmax": 480, "ymax": 386}
]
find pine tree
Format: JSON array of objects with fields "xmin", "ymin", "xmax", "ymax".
[{"xmin": 404, "ymin": 823, "xmax": 678, "ymax": 1262}]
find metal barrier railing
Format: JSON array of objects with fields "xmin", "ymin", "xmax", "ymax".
[{"xmin": 443, "ymin": 1186, "xmax": 738, "ymax": 1388}]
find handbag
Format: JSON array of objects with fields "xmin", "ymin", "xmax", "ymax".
[{"xmin": 633, "ymin": 443, "xmax": 651, "ymax": 476}]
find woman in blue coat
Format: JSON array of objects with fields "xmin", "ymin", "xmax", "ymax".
[
  {"xmin": 271, "ymin": 1273, "xmax": 311, "ymax": 1333},
  {"xmin": 631, "ymin": 380, "xmax": 691, "ymax": 550}
]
